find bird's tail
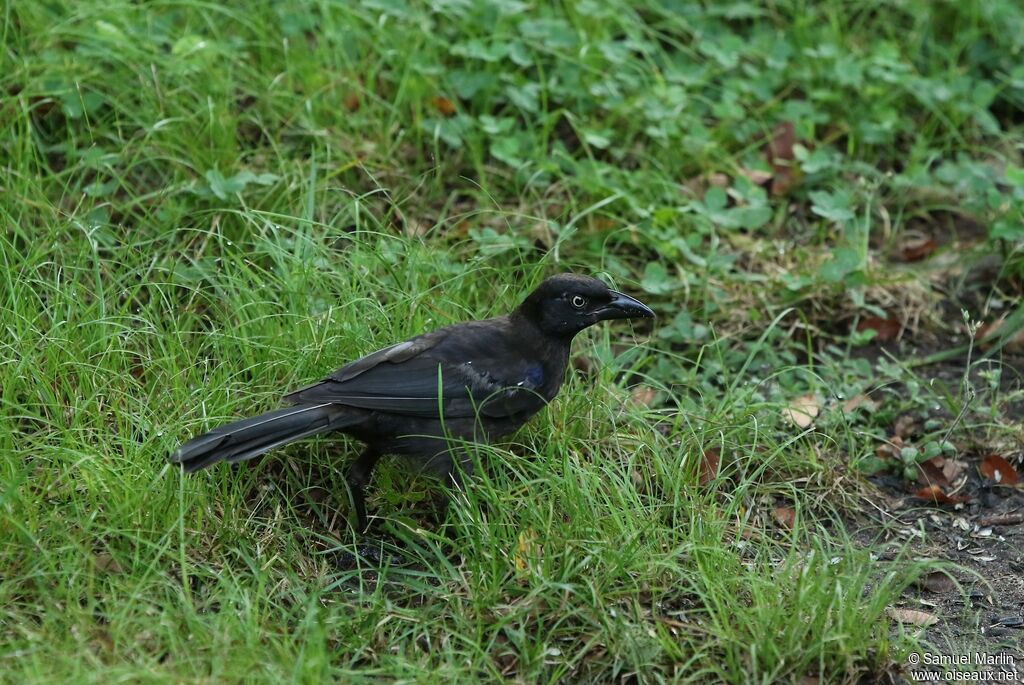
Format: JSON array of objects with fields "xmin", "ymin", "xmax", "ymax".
[{"xmin": 168, "ymin": 403, "xmax": 357, "ymax": 472}]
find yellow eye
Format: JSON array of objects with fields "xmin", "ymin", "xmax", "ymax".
[{"xmin": 571, "ymin": 295, "xmax": 587, "ymax": 309}]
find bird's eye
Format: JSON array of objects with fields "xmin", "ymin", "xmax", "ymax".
[{"xmin": 570, "ymin": 295, "xmax": 587, "ymax": 309}]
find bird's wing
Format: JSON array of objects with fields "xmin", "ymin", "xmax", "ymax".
[{"xmin": 282, "ymin": 322, "xmax": 550, "ymax": 419}]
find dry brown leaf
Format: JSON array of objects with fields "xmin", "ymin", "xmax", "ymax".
[
  {"xmin": 737, "ymin": 167, "xmax": 773, "ymax": 185},
  {"xmin": 699, "ymin": 448, "xmax": 720, "ymax": 487},
  {"xmin": 913, "ymin": 484, "xmax": 968, "ymax": 505},
  {"xmin": 588, "ymin": 217, "xmax": 618, "ymax": 232},
  {"xmin": 917, "ymin": 458, "xmax": 950, "ymax": 488},
  {"xmin": 939, "ymin": 457, "xmax": 968, "ymax": 484},
  {"xmin": 94, "ymin": 552, "xmax": 123, "ymax": 574},
  {"xmin": 629, "ymin": 386, "xmax": 658, "ymax": 407},
  {"xmin": 707, "ymin": 172, "xmax": 730, "ymax": 188},
  {"xmin": 893, "ymin": 415, "xmax": 918, "ymax": 439},
  {"xmin": 842, "ymin": 394, "xmax": 879, "ymax": 414},
  {"xmin": 856, "ymin": 315, "xmax": 902, "ymax": 343},
  {"xmin": 766, "ymin": 121, "xmax": 798, "ymax": 196},
  {"xmin": 431, "ymin": 96, "xmax": 457, "ymax": 117},
  {"xmin": 680, "ymin": 172, "xmax": 730, "ymax": 198},
  {"xmin": 631, "ymin": 469, "xmax": 644, "ymax": 488},
  {"xmin": 886, "ymin": 607, "xmax": 938, "ymax": 627},
  {"xmin": 876, "ymin": 435, "xmax": 903, "ymax": 460},
  {"xmin": 898, "ymin": 237, "xmax": 938, "ymax": 262},
  {"xmin": 782, "ymin": 394, "xmax": 820, "ymax": 429},
  {"xmin": 979, "ymin": 454, "xmax": 1019, "ymax": 485},
  {"xmin": 343, "ymin": 92, "xmax": 360, "ymax": 112},
  {"xmin": 403, "ymin": 218, "xmax": 431, "ymax": 237},
  {"xmin": 772, "ymin": 506, "xmax": 796, "ymax": 529}
]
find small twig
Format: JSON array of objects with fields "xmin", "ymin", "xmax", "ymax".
[{"xmin": 976, "ymin": 512, "xmax": 1024, "ymax": 527}]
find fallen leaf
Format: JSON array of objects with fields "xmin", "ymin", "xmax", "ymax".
[
  {"xmin": 772, "ymin": 506, "xmax": 796, "ymax": 529},
  {"xmin": 402, "ymin": 217, "xmax": 430, "ymax": 237},
  {"xmin": 733, "ymin": 523, "xmax": 757, "ymax": 541},
  {"xmin": 886, "ymin": 607, "xmax": 938, "ymax": 627},
  {"xmin": 630, "ymin": 470, "xmax": 645, "ymax": 491},
  {"xmin": 680, "ymin": 172, "xmax": 730, "ymax": 198},
  {"xmin": 431, "ymin": 96, "xmax": 456, "ymax": 117},
  {"xmin": 94, "ymin": 552, "xmax": 123, "ymax": 574},
  {"xmin": 913, "ymin": 485, "xmax": 968, "ymax": 505},
  {"xmin": 766, "ymin": 121, "xmax": 798, "ymax": 196},
  {"xmin": 842, "ymin": 394, "xmax": 879, "ymax": 414},
  {"xmin": 737, "ymin": 167, "xmax": 773, "ymax": 185},
  {"xmin": 856, "ymin": 316, "xmax": 902, "ymax": 343},
  {"xmin": 707, "ymin": 172, "xmax": 730, "ymax": 188},
  {"xmin": 629, "ymin": 386, "xmax": 658, "ymax": 407},
  {"xmin": 916, "ymin": 572, "xmax": 956, "ymax": 594},
  {"xmin": 699, "ymin": 448, "xmax": 720, "ymax": 486},
  {"xmin": 876, "ymin": 436, "xmax": 904, "ymax": 459},
  {"xmin": 782, "ymin": 394, "xmax": 820, "ymax": 429},
  {"xmin": 898, "ymin": 237, "xmax": 938, "ymax": 262},
  {"xmin": 917, "ymin": 458, "xmax": 950, "ymax": 487},
  {"xmin": 979, "ymin": 454, "xmax": 1019, "ymax": 485},
  {"xmin": 939, "ymin": 457, "xmax": 968, "ymax": 484},
  {"xmin": 343, "ymin": 92, "xmax": 360, "ymax": 112},
  {"xmin": 893, "ymin": 415, "xmax": 918, "ymax": 439}
]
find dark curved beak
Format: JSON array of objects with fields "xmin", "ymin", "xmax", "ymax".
[{"xmin": 596, "ymin": 290, "xmax": 656, "ymax": 321}]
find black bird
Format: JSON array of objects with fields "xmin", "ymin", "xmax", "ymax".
[{"xmin": 169, "ymin": 273, "xmax": 654, "ymax": 530}]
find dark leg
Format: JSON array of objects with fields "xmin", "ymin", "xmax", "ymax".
[{"xmin": 346, "ymin": 447, "xmax": 381, "ymax": 532}]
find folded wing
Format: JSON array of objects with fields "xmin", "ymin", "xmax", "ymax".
[{"xmin": 283, "ymin": 322, "xmax": 548, "ymax": 420}]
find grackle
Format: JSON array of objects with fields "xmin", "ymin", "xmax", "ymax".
[{"xmin": 169, "ymin": 273, "xmax": 654, "ymax": 530}]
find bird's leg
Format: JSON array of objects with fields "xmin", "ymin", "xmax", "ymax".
[{"xmin": 346, "ymin": 447, "xmax": 381, "ymax": 533}]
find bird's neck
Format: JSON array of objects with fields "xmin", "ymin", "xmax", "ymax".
[{"xmin": 509, "ymin": 308, "xmax": 577, "ymax": 345}]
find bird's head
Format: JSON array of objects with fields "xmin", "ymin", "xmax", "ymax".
[{"xmin": 516, "ymin": 273, "xmax": 655, "ymax": 337}]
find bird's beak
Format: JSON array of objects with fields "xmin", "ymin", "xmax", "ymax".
[{"xmin": 596, "ymin": 290, "xmax": 656, "ymax": 321}]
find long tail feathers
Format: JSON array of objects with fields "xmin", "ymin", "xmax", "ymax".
[{"xmin": 169, "ymin": 403, "xmax": 357, "ymax": 472}]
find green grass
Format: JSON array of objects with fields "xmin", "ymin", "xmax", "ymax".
[{"xmin": 3, "ymin": 0, "xmax": 1023, "ymax": 682}]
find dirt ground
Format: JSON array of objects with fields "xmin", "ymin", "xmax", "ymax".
[
  {"xmin": 856, "ymin": 473, "xmax": 1023, "ymax": 681},
  {"xmin": 848, "ymin": 346, "xmax": 1024, "ymax": 682}
]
